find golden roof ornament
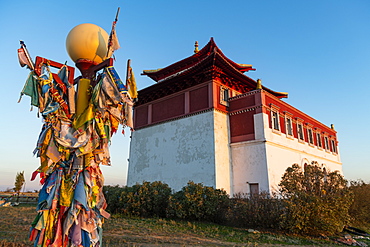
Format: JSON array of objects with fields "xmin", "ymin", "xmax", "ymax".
[
  {"xmin": 256, "ymin": 79, "xmax": 262, "ymax": 90},
  {"xmin": 194, "ymin": 41, "xmax": 199, "ymax": 54},
  {"xmin": 331, "ymin": 124, "xmax": 335, "ymax": 130}
]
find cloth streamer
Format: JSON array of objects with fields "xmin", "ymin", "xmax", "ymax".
[{"xmin": 19, "ymin": 61, "xmax": 136, "ymax": 247}]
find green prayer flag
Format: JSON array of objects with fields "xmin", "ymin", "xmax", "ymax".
[{"xmin": 20, "ymin": 71, "xmax": 39, "ymax": 107}]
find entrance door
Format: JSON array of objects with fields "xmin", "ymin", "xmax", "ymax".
[{"xmin": 249, "ymin": 183, "xmax": 259, "ymax": 195}]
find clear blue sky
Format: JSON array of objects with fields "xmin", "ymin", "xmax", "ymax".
[{"xmin": 0, "ymin": 1, "xmax": 369, "ymax": 191}]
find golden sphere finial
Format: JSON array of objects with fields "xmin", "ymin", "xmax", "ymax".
[
  {"xmin": 66, "ymin": 23, "xmax": 110, "ymax": 64},
  {"xmin": 194, "ymin": 41, "xmax": 199, "ymax": 54}
]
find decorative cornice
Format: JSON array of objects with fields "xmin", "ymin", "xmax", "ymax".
[
  {"xmin": 135, "ymin": 108, "xmax": 217, "ymax": 130},
  {"xmin": 269, "ymin": 103, "xmax": 280, "ymax": 110},
  {"xmin": 229, "ymin": 105, "xmax": 263, "ymax": 116},
  {"xmin": 229, "ymin": 89, "xmax": 261, "ymax": 101}
]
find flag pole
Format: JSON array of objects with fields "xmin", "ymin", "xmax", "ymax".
[
  {"xmin": 106, "ymin": 7, "xmax": 121, "ymax": 58},
  {"xmin": 115, "ymin": 7, "xmax": 120, "ymax": 22},
  {"xmin": 125, "ymin": 59, "xmax": 131, "ymax": 88}
]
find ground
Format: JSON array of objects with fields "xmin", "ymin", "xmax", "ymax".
[{"xmin": 0, "ymin": 204, "xmax": 366, "ymax": 247}]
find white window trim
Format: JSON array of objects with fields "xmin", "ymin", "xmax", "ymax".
[
  {"xmin": 331, "ymin": 139, "xmax": 338, "ymax": 154},
  {"xmin": 307, "ymin": 127, "xmax": 314, "ymax": 146},
  {"xmin": 324, "ymin": 135, "xmax": 330, "ymax": 152},
  {"xmin": 316, "ymin": 132, "xmax": 323, "ymax": 150},
  {"xmin": 285, "ymin": 116, "xmax": 293, "ymax": 138},
  {"xmin": 271, "ymin": 109, "xmax": 281, "ymax": 133},
  {"xmin": 297, "ymin": 122, "xmax": 305, "ymax": 142},
  {"xmin": 220, "ymin": 86, "xmax": 229, "ymax": 106}
]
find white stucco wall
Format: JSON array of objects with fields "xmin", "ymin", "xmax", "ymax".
[
  {"xmin": 265, "ymin": 142, "xmax": 342, "ymax": 193},
  {"xmin": 230, "ymin": 112, "xmax": 342, "ymax": 195},
  {"xmin": 128, "ymin": 109, "xmax": 342, "ymax": 196},
  {"xmin": 213, "ymin": 110, "xmax": 232, "ymax": 194},
  {"xmin": 231, "ymin": 141, "xmax": 269, "ymax": 195},
  {"xmin": 128, "ymin": 110, "xmax": 223, "ymax": 192}
]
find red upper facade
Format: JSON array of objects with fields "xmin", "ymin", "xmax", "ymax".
[{"xmin": 134, "ymin": 38, "xmax": 338, "ymax": 153}]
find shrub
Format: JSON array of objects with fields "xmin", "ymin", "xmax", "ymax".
[
  {"xmin": 103, "ymin": 185, "xmax": 126, "ymax": 214},
  {"xmin": 119, "ymin": 181, "xmax": 172, "ymax": 218},
  {"xmin": 279, "ymin": 162, "xmax": 353, "ymax": 236},
  {"xmin": 167, "ymin": 181, "xmax": 230, "ymax": 223},
  {"xmin": 348, "ymin": 180, "xmax": 370, "ymax": 228},
  {"xmin": 226, "ymin": 192, "xmax": 284, "ymax": 229}
]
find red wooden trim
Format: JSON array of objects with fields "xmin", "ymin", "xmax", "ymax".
[{"xmin": 34, "ymin": 56, "xmax": 75, "ymax": 85}]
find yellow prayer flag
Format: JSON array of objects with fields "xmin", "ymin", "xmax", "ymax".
[
  {"xmin": 73, "ymin": 103, "xmax": 95, "ymax": 130},
  {"xmin": 76, "ymin": 78, "xmax": 91, "ymax": 116},
  {"xmin": 60, "ymin": 177, "xmax": 73, "ymax": 207},
  {"xmin": 127, "ymin": 67, "xmax": 138, "ymax": 99}
]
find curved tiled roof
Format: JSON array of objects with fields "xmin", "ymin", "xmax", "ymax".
[{"xmin": 141, "ymin": 38, "xmax": 288, "ymax": 99}]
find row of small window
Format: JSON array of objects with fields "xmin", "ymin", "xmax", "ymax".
[{"xmin": 271, "ymin": 110, "xmax": 337, "ymax": 153}]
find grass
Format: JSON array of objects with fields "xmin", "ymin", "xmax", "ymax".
[
  {"xmin": 102, "ymin": 216, "xmax": 338, "ymax": 246},
  {"xmin": 0, "ymin": 204, "xmax": 34, "ymax": 247},
  {"xmin": 1, "ymin": 204, "xmax": 369, "ymax": 246}
]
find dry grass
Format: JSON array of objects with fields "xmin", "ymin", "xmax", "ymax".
[
  {"xmin": 0, "ymin": 205, "xmax": 33, "ymax": 246},
  {"xmin": 0, "ymin": 204, "xmax": 353, "ymax": 246}
]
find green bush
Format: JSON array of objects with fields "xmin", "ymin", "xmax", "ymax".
[
  {"xmin": 226, "ymin": 192, "xmax": 284, "ymax": 229},
  {"xmin": 349, "ymin": 180, "xmax": 370, "ymax": 228},
  {"xmin": 103, "ymin": 172, "xmax": 368, "ymax": 237},
  {"xmin": 279, "ymin": 162, "xmax": 353, "ymax": 236},
  {"xmin": 167, "ymin": 181, "xmax": 230, "ymax": 223},
  {"xmin": 119, "ymin": 181, "xmax": 172, "ymax": 218},
  {"xmin": 103, "ymin": 185, "xmax": 125, "ymax": 214}
]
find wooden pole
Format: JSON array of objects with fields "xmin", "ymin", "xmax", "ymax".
[
  {"xmin": 125, "ymin": 59, "xmax": 131, "ymax": 88},
  {"xmin": 106, "ymin": 7, "xmax": 121, "ymax": 58}
]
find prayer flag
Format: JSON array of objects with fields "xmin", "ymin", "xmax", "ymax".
[
  {"xmin": 127, "ymin": 67, "xmax": 138, "ymax": 99},
  {"xmin": 18, "ymin": 41, "xmax": 34, "ymax": 70},
  {"xmin": 19, "ymin": 71, "xmax": 39, "ymax": 107},
  {"xmin": 18, "ymin": 48, "xmax": 31, "ymax": 68},
  {"xmin": 106, "ymin": 66, "xmax": 127, "ymax": 94},
  {"xmin": 107, "ymin": 29, "xmax": 120, "ymax": 58},
  {"xmin": 111, "ymin": 29, "xmax": 120, "ymax": 51}
]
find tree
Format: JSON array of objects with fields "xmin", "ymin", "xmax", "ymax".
[
  {"xmin": 348, "ymin": 180, "xmax": 370, "ymax": 228},
  {"xmin": 279, "ymin": 162, "xmax": 353, "ymax": 235},
  {"xmin": 14, "ymin": 171, "xmax": 25, "ymax": 203}
]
